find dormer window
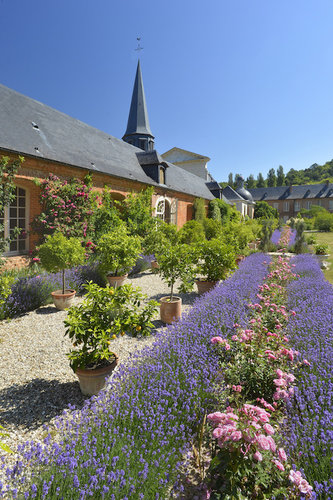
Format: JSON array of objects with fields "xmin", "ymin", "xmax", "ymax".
[
  {"xmin": 159, "ymin": 166, "xmax": 165, "ymax": 185},
  {"xmin": 139, "ymin": 138, "xmax": 147, "ymax": 150}
]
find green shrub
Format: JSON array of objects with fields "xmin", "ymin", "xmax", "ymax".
[
  {"xmin": 306, "ymin": 234, "xmax": 317, "ymax": 245},
  {"xmin": 314, "ymin": 243, "xmax": 329, "ymax": 255},
  {"xmin": 208, "ymin": 199, "xmax": 222, "ymax": 222},
  {"xmin": 196, "ymin": 239, "xmax": 236, "ymax": 281},
  {"xmin": 202, "ymin": 218, "xmax": 222, "ymax": 240},
  {"xmin": 193, "ymin": 198, "xmax": 206, "ymax": 222},
  {"xmin": 97, "ymin": 226, "xmax": 141, "ymax": 277},
  {"xmin": 120, "ymin": 187, "xmax": 155, "ymax": 237},
  {"xmin": 0, "ymin": 274, "xmax": 16, "ymax": 320},
  {"xmin": 92, "ymin": 187, "xmax": 123, "ymax": 241},
  {"xmin": 314, "ymin": 212, "xmax": 333, "ymax": 232},
  {"xmin": 178, "ymin": 220, "xmax": 205, "ymax": 245}
]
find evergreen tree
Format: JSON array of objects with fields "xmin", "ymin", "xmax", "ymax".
[
  {"xmin": 257, "ymin": 172, "xmax": 266, "ymax": 188},
  {"xmin": 228, "ymin": 172, "xmax": 234, "ymax": 187},
  {"xmin": 246, "ymin": 174, "xmax": 255, "ymax": 189},
  {"xmin": 276, "ymin": 165, "xmax": 285, "ymax": 186},
  {"xmin": 267, "ymin": 168, "xmax": 277, "ymax": 187}
]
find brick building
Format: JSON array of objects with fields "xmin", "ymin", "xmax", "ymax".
[
  {"xmin": 248, "ymin": 182, "xmax": 333, "ymax": 221},
  {"xmin": 0, "ymin": 61, "xmax": 217, "ymax": 256}
]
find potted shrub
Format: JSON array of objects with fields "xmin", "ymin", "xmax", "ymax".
[
  {"xmin": 38, "ymin": 232, "xmax": 85, "ymax": 310},
  {"xmin": 155, "ymin": 242, "xmax": 195, "ymax": 324},
  {"xmin": 64, "ymin": 281, "xmax": 158, "ymax": 395},
  {"xmin": 314, "ymin": 243, "xmax": 329, "ymax": 268},
  {"xmin": 143, "ymin": 220, "xmax": 178, "ymax": 270},
  {"xmin": 195, "ymin": 239, "xmax": 236, "ymax": 295},
  {"xmin": 96, "ymin": 226, "xmax": 141, "ymax": 287}
]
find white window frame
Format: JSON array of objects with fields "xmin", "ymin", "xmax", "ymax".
[
  {"xmin": 273, "ymin": 203, "xmax": 279, "ymax": 210},
  {"xmin": 283, "ymin": 202, "xmax": 289, "ymax": 212},
  {"xmin": 1, "ymin": 186, "xmax": 29, "ymax": 256},
  {"xmin": 294, "ymin": 201, "xmax": 300, "ymax": 211},
  {"xmin": 154, "ymin": 196, "xmax": 174, "ymax": 224}
]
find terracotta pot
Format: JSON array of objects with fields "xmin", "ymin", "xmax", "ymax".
[
  {"xmin": 75, "ymin": 355, "xmax": 119, "ymax": 396},
  {"xmin": 107, "ymin": 274, "xmax": 128, "ymax": 287},
  {"xmin": 151, "ymin": 260, "xmax": 160, "ymax": 270},
  {"xmin": 195, "ymin": 279, "xmax": 218, "ymax": 295},
  {"xmin": 160, "ymin": 296, "xmax": 182, "ymax": 324},
  {"xmin": 235, "ymin": 255, "xmax": 245, "ymax": 266},
  {"xmin": 51, "ymin": 289, "xmax": 76, "ymax": 310}
]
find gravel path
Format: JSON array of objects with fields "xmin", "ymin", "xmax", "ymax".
[{"xmin": 0, "ymin": 270, "xmax": 198, "ymax": 455}]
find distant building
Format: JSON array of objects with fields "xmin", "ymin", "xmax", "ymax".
[
  {"xmin": 222, "ymin": 177, "xmax": 255, "ymax": 218},
  {"xmin": 248, "ymin": 182, "xmax": 333, "ymax": 221}
]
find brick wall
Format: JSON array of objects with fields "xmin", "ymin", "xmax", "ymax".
[{"xmin": 1, "ymin": 151, "xmax": 209, "ymax": 252}]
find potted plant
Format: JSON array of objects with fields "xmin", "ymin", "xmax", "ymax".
[
  {"xmin": 143, "ymin": 220, "xmax": 178, "ymax": 270},
  {"xmin": 314, "ymin": 243, "xmax": 329, "ymax": 268},
  {"xmin": 96, "ymin": 226, "xmax": 141, "ymax": 287},
  {"xmin": 155, "ymin": 242, "xmax": 195, "ymax": 324},
  {"xmin": 195, "ymin": 239, "xmax": 236, "ymax": 295},
  {"xmin": 64, "ymin": 281, "xmax": 158, "ymax": 395},
  {"xmin": 38, "ymin": 232, "xmax": 85, "ymax": 310}
]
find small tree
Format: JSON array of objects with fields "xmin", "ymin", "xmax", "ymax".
[
  {"xmin": 196, "ymin": 239, "xmax": 236, "ymax": 282},
  {"xmin": 97, "ymin": 226, "xmax": 141, "ymax": 277},
  {"xmin": 155, "ymin": 242, "xmax": 196, "ymax": 300},
  {"xmin": 38, "ymin": 232, "xmax": 86, "ymax": 294},
  {"xmin": 120, "ymin": 187, "xmax": 155, "ymax": 237},
  {"xmin": 208, "ymin": 199, "xmax": 222, "ymax": 222},
  {"xmin": 294, "ymin": 219, "xmax": 306, "ymax": 254}
]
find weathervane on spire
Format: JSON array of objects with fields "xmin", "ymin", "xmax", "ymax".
[{"xmin": 135, "ymin": 37, "xmax": 143, "ymax": 53}]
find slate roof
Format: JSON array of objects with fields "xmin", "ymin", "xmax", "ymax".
[
  {"xmin": 222, "ymin": 185, "xmax": 247, "ymax": 201},
  {"xmin": 248, "ymin": 184, "xmax": 333, "ymax": 201},
  {"xmin": 123, "ymin": 60, "xmax": 153, "ymax": 139},
  {"xmin": 0, "ymin": 83, "xmax": 214, "ymax": 200}
]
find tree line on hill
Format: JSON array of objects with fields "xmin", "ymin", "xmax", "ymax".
[{"xmin": 220, "ymin": 159, "xmax": 333, "ymax": 189}]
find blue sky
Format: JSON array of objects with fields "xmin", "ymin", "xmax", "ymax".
[{"xmin": 1, "ymin": 0, "xmax": 333, "ymax": 182}]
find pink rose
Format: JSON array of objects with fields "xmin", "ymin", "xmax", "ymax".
[
  {"xmin": 253, "ymin": 451, "xmax": 262, "ymax": 462},
  {"xmin": 256, "ymin": 434, "xmax": 270, "ymax": 451},
  {"xmin": 263, "ymin": 423, "xmax": 275, "ymax": 435},
  {"xmin": 207, "ymin": 412, "xmax": 225, "ymax": 423},
  {"xmin": 230, "ymin": 431, "xmax": 242, "ymax": 442},
  {"xmin": 274, "ymin": 459, "xmax": 285, "ymax": 471},
  {"xmin": 211, "ymin": 336, "xmax": 224, "ymax": 344},
  {"xmin": 267, "ymin": 436, "xmax": 276, "ymax": 452},
  {"xmin": 225, "ymin": 343, "xmax": 231, "ymax": 351},
  {"xmin": 278, "ymin": 448, "xmax": 287, "ymax": 461}
]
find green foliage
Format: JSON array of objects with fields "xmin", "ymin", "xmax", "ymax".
[
  {"xmin": 196, "ymin": 239, "xmax": 236, "ymax": 282},
  {"xmin": 0, "ymin": 425, "xmax": 13, "ymax": 453},
  {"xmin": 0, "ymin": 156, "xmax": 24, "ymax": 254},
  {"xmin": 254, "ymin": 201, "xmax": 278, "ymax": 219},
  {"xmin": 314, "ymin": 243, "xmax": 329, "ymax": 255},
  {"xmin": 155, "ymin": 242, "xmax": 196, "ymax": 300},
  {"xmin": 38, "ymin": 232, "xmax": 86, "ymax": 294},
  {"xmin": 193, "ymin": 197, "xmax": 206, "ymax": 222},
  {"xmin": 96, "ymin": 226, "xmax": 141, "ymax": 277},
  {"xmin": 314, "ymin": 212, "xmax": 333, "ymax": 232},
  {"xmin": 211, "ymin": 198, "xmax": 235, "ymax": 224},
  {"xmin": 0, "ymin": 274, "xmax": 15, "ymax": 320},
  {"xmin": 143, "ymin": 220, "xmax": 177, "ymax": 256},
  {"xmin": 208, "ymin": 199, "xmax": 222, "ymax": 222},
  {"xmin": 178, "ymin": 220, "xmax": 205, "ymax": 245},
  {"xmin": 64, "ymin": 282, "xmax": 158, "ymax": 371},
  {"xmin": 203, "ymin": 218, "xmax": 222, "ymax": 240},
  {"xmin": 267, "ymin": 168, "xmax": 277, "ymax": 187},
  {"xmin": 294, "ymin": 219, "xmax": 307, "ymax": 254},
  {"xmin": 259, "ymin": 220, "xmax": 277, "ymax": 252},
  {"xmin": 276, "ymin": 165, "xmax": 285, "ymax": 186},
  {"xmin": 306, "ymin": 234, "xmax": 317, "ymax": 245},
  {"xmin": 300, "ymin": 205, "xmax": 327, "ymax": 219},
  {"xmin": 32, "ymin": 174, "xmax": 96, "ymax": 243},
  {"xmin": 246, "ymin": 174, "xmax": 255, "ymax": 189},
  {"xmin": 92, "ymin": 187, "xmax": 123, "ymax": 241},
  {"xmin": 256, "ymin": 172, "xmax": 266, "ymax": 188},
  {"xmin": 120, "ymin": 187, "xmax": 155, "ymax": 237}
]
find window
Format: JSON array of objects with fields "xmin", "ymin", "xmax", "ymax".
[
  {"xmin": 329, "ymin": 200, "xmax": 333, "ymax": 211},
  {"xmin": 283, "ymin": 202, "xmax": 289, "ymax": 212},
  {"xmin": 139, "ymin": 139, "xmax": 147, "ymax": 150},
  {"xmin": 294, "ymin": 201, "xmax": 300, "ymax": 212},
  {"xmin": 159, "ymin": 167, "xmax": 165, "ymax": 185},
  {"xmin": 0, "ymin": 187, "xmax": 28, "ymax": 254},
  {"xmin": 306, "ymin": 201, "xmax": 312, "ymax": 210},
  {"xmin": 155, "ymin": 197, "xmax": 172, "ymax": 224},
  {"xmin": 317, "ymin": 200, "xmax": 322, "ymax": 206},
  {"xmin": 273, "ymin": 203, "xmax": 279, "ymax": 209},
  {"xmin": 170, "ymin": 200, "xmax": 177, "ymax": 225}
]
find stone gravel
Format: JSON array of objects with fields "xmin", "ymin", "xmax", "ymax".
[{"xmin": 0, "ymin": 269, "xmax": 198, "ymax": 456}]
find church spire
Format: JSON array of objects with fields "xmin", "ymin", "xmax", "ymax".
[{"xmin": 122, "ymin": 60, "xmax": 155, "ymax": 151}]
